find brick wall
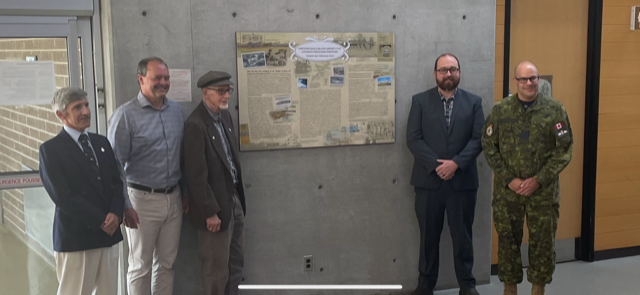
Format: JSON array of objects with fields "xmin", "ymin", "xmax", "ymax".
[{"xmin": 0, "ymin": 38, "xmax": 69, "ymax": 234}]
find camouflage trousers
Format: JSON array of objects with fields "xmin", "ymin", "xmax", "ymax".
[{"xmin": 493, "ymin": 193, "xmax": 559, "ymax": 285}]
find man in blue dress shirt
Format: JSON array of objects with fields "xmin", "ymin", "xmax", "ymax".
[{"xmin": 108, "ymin": 57, "xmax": 188, "ymax": 295}]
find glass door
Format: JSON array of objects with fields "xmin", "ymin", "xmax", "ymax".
[{"xmin": 0, "ymin": 16, "xmax": 98, "ymax": 295}]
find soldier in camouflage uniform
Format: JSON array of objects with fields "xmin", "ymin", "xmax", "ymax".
[{"xmin": 481, "ymin": 61, "xmax": 573, "ymax": 295}]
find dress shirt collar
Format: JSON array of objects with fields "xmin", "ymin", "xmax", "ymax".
[
  {"xmin": 63, "ymin": 125, "xmax": 89, "ymax": 143},
  {"xmin": 438, "ymin": 88, "xmax": 458, "ymax": 101},
  {"xmin": 137, "ymin": 91, "xmax": 168, "ymax": 110},
  {"xmin": 203, "ymin": 102, "xmax": 222, "ymax": 122}
]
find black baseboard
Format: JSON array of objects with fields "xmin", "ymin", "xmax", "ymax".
[
  {"xmin": 593, "ymin": 246, "xmax": 640, "ymax": 261},
  {"xmin": 575, "ymin": 237, "xmax": 582, "ymax": 260},
  {"xmin": 491, "ymin": 264, "xmax": 498, "ymax": 276}
]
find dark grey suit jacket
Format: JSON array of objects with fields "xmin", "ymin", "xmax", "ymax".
[
  {"xmin": 183, "ymin": 102, "xmax": 246, "ymax": 232},
  {"xmin": 406, "ymin": 87, "xmax": 485, "ymax": 191}
]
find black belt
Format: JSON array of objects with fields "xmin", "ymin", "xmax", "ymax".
[{"xmin": 128, "ymin": 182, "xmax": 177, "ymax": 194}]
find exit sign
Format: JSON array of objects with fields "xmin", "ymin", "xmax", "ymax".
[{"xmin": 632, "ymin": 6, "xmax": 640, "ymax": 30}]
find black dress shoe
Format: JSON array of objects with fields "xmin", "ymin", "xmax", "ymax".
[
  {"xmin": 412, "ymin": 286, "xmax": 434, "ymax": 295},
  {"xmin": 459, "ymin": 287, "xmax": 480, "ymax": 295}
]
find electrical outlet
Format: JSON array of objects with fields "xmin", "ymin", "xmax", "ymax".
[{"xmin": 303, "ymin": 255, "xmax": 313, "ymax": 271}]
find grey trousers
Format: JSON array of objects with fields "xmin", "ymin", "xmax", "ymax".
[{"xmin": 197, "ymin": 193, "xmax": 245, "ymax": 295}]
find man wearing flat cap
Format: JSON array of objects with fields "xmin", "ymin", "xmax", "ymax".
[{"xmin": 183, "ymin": 71, "xmax": 247, "ymax": 295}]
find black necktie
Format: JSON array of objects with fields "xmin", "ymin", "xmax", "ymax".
[{"xmin": 78, "ymin": 134, "xmax": 99, "ymax": 172}]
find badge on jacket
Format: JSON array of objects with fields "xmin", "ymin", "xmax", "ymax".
[
  {"xmin": 554, "ymin": 122, "xmax": 564, "ymax": 130},
  {"xmin": 486, "ymin": 123, "xmax": 493, "ymax": 137},
  {"xmin": 555, "ymin": 122, "xmax": 567, "ymax": 137}
]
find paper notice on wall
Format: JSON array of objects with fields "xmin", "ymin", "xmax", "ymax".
[
  {"xmin": 0, "ymin": 61, "xmax": 55, "ymax": 106},
  {"xmin": 168, "ymin": 69, "xmax": 192, "ymax": 102}
]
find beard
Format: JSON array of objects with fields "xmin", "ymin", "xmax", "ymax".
[
  {"xmin": 219, "ymin": 102, "xmax": 229, "ymax": 110},
  {"xmin": 436, "ymin": 76, "xmax": 460, "ymax": 91}
]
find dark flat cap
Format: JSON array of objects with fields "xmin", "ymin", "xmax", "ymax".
[{"xmin": 197, "ymin": 71, "xmax": 234, "ymax": 88}]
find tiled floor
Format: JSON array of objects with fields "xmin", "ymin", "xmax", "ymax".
[
  {"xmin": 2, "ymin": 223, "xmax": 640, "ymax": 295},
  {"xmin": 0, "ymin": 225, "xmax": 58, "ymax": 295},
  {"xmin": 435, "ymin": 256, "xmax": 640, "ymax": 295}
]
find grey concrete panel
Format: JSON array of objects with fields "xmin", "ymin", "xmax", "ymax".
[
  {"xmin": 110, "ymin": 0, "xmax": 496, "ymax": 293},
  {"xmin": 110, "ymin": 0, "xmax": 194, "ymax": 108}
]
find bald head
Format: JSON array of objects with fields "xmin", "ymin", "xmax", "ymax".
[
  {"xmin": 514, "ymin": 61, "xmax": 539, "ymax": 77},
  {"xmin": 513, "ymin": 61, "xmax": 540, "ymax": 101}
]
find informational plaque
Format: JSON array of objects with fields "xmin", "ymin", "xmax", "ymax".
[
  {"xmin": 167, "ymin": 69, "xmax": 192, "ymax": 102},
  {"xmin": 236, "ymin": 32, "xmax": 395, "ymax": 151},
  {"xmin": 0, "ymin": 61, "xmax": 55, "ymax": 106}
]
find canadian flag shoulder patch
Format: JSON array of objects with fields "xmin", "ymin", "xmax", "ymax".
[{"xmin": 554, "ymin": 122, "xmax": 564, "ymax": 130}]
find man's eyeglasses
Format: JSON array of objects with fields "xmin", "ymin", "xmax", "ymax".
[
  {"xmin": 436, "ymin": 67, "xmax": 460, "ymax": 75},
  {"xmin": 206, "ymin": 87, "xmax": 234, "ymax": 95},
  {"xmin": 514, "ymin": 76, "xmax": 540, "ymax": 84}
]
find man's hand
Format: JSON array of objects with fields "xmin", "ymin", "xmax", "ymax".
[
  {"xmin": 436, "ymin": 159, "xmax": 458, "ymax": 181},
  {"xmin": 123, "ymin": 208, "xmax": 140, "ymax": 229},
  {"xmin": 182, "ymin": 194, "xmax": 189, "ymax": 213},
  {"xmin": 206, "ymin": 214, "xmax": 222, "ymax": 233},
  {"xmin": 516, "ymin": 178, "xmax": 540, "ymax": 196},
  {"xmin": 508, "ymin": 178, "xmax": 524, "ymax": 192},
  {"xmin": 101, "ymin": 213, "xmax": 119, "ymax": 236}
]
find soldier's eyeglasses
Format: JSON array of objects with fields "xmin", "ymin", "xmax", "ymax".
[
  {"xmin": 436, "ymin": 67, "xmax": 460, "ymax": 75},
  {"xmin": 206, "ymin": 88, "xmax": 234, "ymax": 95},
  {"xmin": 514, "ymin": 76, "xmax": 540, "ymax": 84}
]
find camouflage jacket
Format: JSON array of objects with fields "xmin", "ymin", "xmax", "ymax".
[{"xmin": 481, "ymin": 94, "xmax": 573, "ymax": 203}]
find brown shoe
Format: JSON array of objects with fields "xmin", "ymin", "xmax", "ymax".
[
  {"xmin": 532, "ymin": 284, "xmax": 545, "ymax": 295},
  {"xmin": 503, "ymin": 283, "xmax": 517, "ymax": 295}
]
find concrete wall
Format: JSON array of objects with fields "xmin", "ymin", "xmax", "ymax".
[{"xmin": 109, "ymin": 0, "xmax": 496, "ymax": 293}]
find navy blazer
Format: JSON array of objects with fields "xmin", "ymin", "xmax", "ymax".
[
  {"xmin": 39, "ymin": 129, "xmax": 124, "ymax": 252},
  {"xmin": 406, "ymin": 87, "xmax": 485, "ymax": 191}
]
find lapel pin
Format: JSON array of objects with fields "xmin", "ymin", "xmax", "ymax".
[
  {"xmin": 100, "ymin": 147, "xmax": 105, "ymax": 152},
  {"xmin": 228, "ymin": 128, "xmax": 231, "ymax": 132},
  {"xmin": 212, "ymin": 136, "xmax": 216, "ymax": 140}
]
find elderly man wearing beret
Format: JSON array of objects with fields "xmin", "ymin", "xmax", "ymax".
[{"xmin": 183, "ymin": 71, "xmax": 247, "ymax": 295}]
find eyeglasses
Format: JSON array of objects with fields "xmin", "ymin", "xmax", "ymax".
[
  {"xmin": 436, "ymin": 67, "xmax": 460, "ymax": 75},
  {"xmin": 206, "ymin": 87, "xmax": 234, "ymax": 95},
  {"xmin": 514, "ymin": 76, "xmax": 540, "ymax": 84}
]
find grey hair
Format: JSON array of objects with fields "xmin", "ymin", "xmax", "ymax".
[
  {"xmin": 137, "ymin": 57, "xmax": 168, "ymax": 77},
  {"xmin": 51, "ymin": 87, "xmax": 87, "ymax": 114}
]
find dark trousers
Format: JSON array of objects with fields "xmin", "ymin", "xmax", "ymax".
[
  {"xmin": 415, "ymin": 182, "xmax": 477, "ymax": 291},
  {"xmin": 197, "ymin": 193, "xmax": 244, "ymax": 295}
]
